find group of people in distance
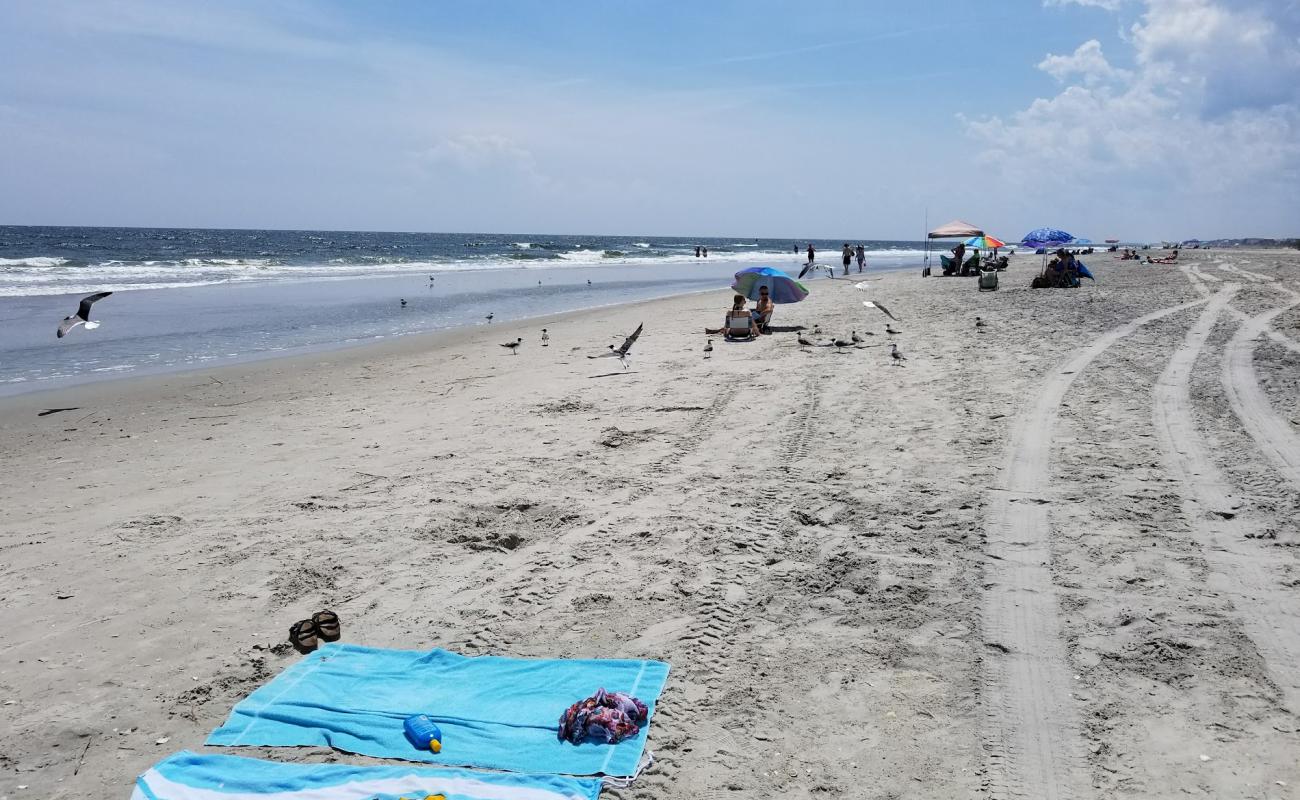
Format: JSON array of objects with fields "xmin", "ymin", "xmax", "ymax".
[
  {"xmin": 1116, "ymin": 248, "xmax": 1142, "ymax": 260},
  {"xmin": 1033, "ymin": 248, "xmax": 1087, "ymax": 288},
  {"xmin": 795, "ymin": 242, "xmax": 868, "ymax": 275}
]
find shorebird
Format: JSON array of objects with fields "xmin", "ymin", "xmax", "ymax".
[
  {"xmin": 975, "ymin": 316, "xmax": 986, "ymax": 329},
  {"xmin": 501, "ymin": 337, "xmax": 523, "ymax": 354},
  {"xmin": 541, "ymin": 329, "xmax": 550, "ymax": 347},
  {"xmin": 862, "ymin": 300, "xmax": 899, "ymax": 321},
  {"xmin": 797, "ymin": 333, "xmax": 815, "ymax": 347},
  {"xmin": 850, "ymin": 331, "xmax": 864, "ymax": 345},
  {"xmin": 486, "ymin": 313, "xmax": 494, "ymax": 324},
  {"xmin": 890, "ymin": 343, "xmax": 907, "ymax": 366},
  {"xmin": 429, "ymin": 275, "xmax": 435, "ymax": 282},
  {"xmin": 833, "ymin": 337, "xmax": 854, "ymax": 349},
  {"xmin": 704, "ymin": 339, "xmax": 713, "ymax": 358},
  {"xmin": 812, "ymin": 324, "xmax": 823, "ymax": 337},
  {"xmin": 400, "ymin": 298, "xmax": 407, "ymax": 308},
  {"xmin": 588, "ymin": 323, "xmax": 642, "ymax": 369},
  {"xmin": 57, "ymin": 292, "xmax": 112, "ymax": 339},
  {"xmin": 587, "ymin": 280, "xmax": 592, "ymax": 286},
  {"xmin": 885, "ymin": 324, "xmax": 901, "ymax": 336}
]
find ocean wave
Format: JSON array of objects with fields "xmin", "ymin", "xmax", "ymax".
[
  {"xmin": 632, "ymin": 242, "xmax": 650, "ymax": 248},
  {"xmin": 513, "ymin": 242, "xmax": 532, "ymax": 249},
  {"xmin": 0, "ymin": 256, "xmax": 70, "ymax": 267}
]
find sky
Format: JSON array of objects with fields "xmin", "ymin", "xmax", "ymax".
[{"xmin": 1, "ymin": 0, "xmax": 1297, "ymax": 241}]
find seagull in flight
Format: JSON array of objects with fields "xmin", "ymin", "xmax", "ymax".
[
  {"xmin": 501, "ymin": 337, "xmax": 522, "ymax": 354},
  {"xmin": 890, "ymin": 343, "xmax": 907, "ymax": 366},
  {"xmin": 588, "ymin": 322, "xmax": 642, "ymax": 369},
  {"xmin": 541, "ymin": 328, "xmax": 550, "ymax": 347},
  {"xmin": 57, "ymin": 292, "xmax": 112, "ymax": 339},
  {"xmin": 704, "ymin": 339, "xmax": 713, "ymax": 359},
  {"xmin": 862, "ymin": 300, "xmax": 899, "ymax": 321}
]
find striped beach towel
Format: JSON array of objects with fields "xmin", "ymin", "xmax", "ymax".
[{"xmin": 134, "ymin": 750, "xmax": 602, "ymax": 800}]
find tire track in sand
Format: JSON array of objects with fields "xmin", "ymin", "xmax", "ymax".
[
  {"xmin": 1152, "ymin": 285, "xmax": 1300, "ymax": 712},
  {"xmin": 981, "ymin": 296, "xmax": 1208, "ymax": 800},
  {"xmin": 1220, "ymin": 278, "xmax": 1300, "ymax": 490}
]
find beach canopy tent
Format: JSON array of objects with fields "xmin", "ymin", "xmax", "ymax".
[
  {"xmin": 924, "ymin": 220, "xmax": 985, "ymax": 271},
  {"xmin": 731, "ymin": 266, "xmax": 808, "ymax": 303},
  {"xmin": 928, "ymin": 220, "xmax": 984, "ymax": 238}
]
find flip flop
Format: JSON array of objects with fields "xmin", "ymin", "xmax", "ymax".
[
  {"xmin": 289, "ymin": 619, "xmax": 318, "ymax": 653},
  {"xmin": 312, "ymin": 610, "xmax": 341, "ymax": 642}
]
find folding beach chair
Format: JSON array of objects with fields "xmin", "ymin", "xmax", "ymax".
[{"xmin": 724, "ymin": 312, "xmax": 755, "ymax": 340}]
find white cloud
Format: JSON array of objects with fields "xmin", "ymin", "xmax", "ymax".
[
  {"xmin": 1045, "ymin": 0, "xmax": 1125, "ymax": 10},
  {"xmin": 965, "ymin": 0, "xmax": 1300, "ymax": 236},
  {"xmin": 1037, "ymin": 40, "xmax": 1128, "ymax": 83}
]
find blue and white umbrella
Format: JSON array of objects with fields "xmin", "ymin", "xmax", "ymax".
[{"xmin": 1020, "ymin": 227, "xmax": 1075, "ymax": 249}]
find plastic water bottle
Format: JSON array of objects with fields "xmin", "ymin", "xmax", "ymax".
[{"xmin": 403, "ymin": 714, "xmax": 443, "ymax": 754}]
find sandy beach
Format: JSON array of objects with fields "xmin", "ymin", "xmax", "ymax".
[{"xmin": 3, "ymin": 251, "xmax": 1299, "ymax": 799}]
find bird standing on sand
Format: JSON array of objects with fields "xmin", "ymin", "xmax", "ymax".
[
  {"xmin": 886, "ymin": 324, "xmax": 901, "ymax": 336},
  {"xmin": 400, "ymin": 298, "xmax": 407, "ymax": 307},
  {"xmin": 975, "ymin": 316, "xmax": 986, "ymax": 330},
  {"xmin": 486, "ymin": 313, "xmax": 494, "ymax": 323},
  {"xmin": 501, "ymin": 337, "xmax": 523, "ymax": 355},
  {"xmin": 812, "ymin": 324, "xmax": 823, "ymax": 337},
  {"xmin": 833, "ymin": 337, "xmax": 853, "ymax": 349},
  {"xmin": 57, "ymin": 292, "xmax": 112, "ymax": 339},
  {"xmin": 588, "ymin": 323, "xmax": 643, "ymax": 369},
  {"xmin": 851, "ymin": 331, "xmax": 863, "ymax": 345},
  {"xmin": 890, "ymin": 343, "xmax": 907, "ymax": 366},
  {"xmin": 541, "ymin": 329, "xmax": 550, "ymax": 347},
  {"xmin": 704, "ymin": 339, "xmax": 713, "ymax": 359}
]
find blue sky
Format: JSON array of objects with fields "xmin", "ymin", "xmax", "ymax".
[{"xmin": 1, "ymin": 0, "xmax": 1296, "ymax": 240}]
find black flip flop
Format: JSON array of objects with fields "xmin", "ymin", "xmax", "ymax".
[
  {"xmin": 289, "ymin": 619, "xmax": 318, "ymax": 653},
  {"xmin": 312, "ymin": 610, "xmax": 341, "ymax": 642}
]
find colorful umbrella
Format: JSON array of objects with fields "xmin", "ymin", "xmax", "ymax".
[
  {"xmin": 963, "ymin": 235, "xmax": 1005, "ymax": 249},
  {"xmin": 731, "ymin": 267, "xmax": 808, "ymax": 304}
]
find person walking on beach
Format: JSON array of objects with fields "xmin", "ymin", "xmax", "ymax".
[
  {"xmin": 793, "ymin": 243, "xmax": 799, "ymax": 254},
  {"xmin": 841, "ymin": 243, "xmax": 852, "ymax": 276},
  {"xmin": 702, "ymin": 246, "xmax": 708, "ymax": 258},
  {"xmin": 855, "ymin": 244, "xmax": 866, "ymax": 273},
  {"xmin": 695, "ymin": 246, "xmax": 701, "ymax": 258},
  {"xmin": 807, "ymin": 243, "xmax": 815, "ymax": 265}
]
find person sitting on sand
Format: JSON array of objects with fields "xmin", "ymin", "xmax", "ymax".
[
  {"xmin": 706, "ymin": 294, "xmax": 759, "ymax": 336},
  {"xmin": 752, "ymin": 286, "xmax": 775, "ymax": 333}
]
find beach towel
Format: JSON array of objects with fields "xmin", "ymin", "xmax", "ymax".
[
  {"xmin": 134, "ymin": 750, "xmax": 603, "ymax": 800},
  {"xmin": 207, "ymin": 645, "xmax": 670, "ymax": 778}
]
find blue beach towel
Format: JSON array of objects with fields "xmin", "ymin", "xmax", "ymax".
[
  {"xmin": 207, "ymin": 645, "xmax": 670, "ymax": 778},
  {"xmin": 134, "ymin": 750, "xmax": 603, "ymax": 800}
]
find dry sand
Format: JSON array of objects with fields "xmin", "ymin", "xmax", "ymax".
[{"xmin": 2, "ymin": 250, "xmax": 1299, "ymax": 799}]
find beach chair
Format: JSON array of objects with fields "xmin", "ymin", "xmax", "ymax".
[
  {"xmin": 940, "ymin": 255, "xmax": 957, "ymax": 275},
  {"xmin": 753, "ymin": 308, "xmax": 773, "ymax": 333},
  {"xmin": 724, "ymin": 312, "xmax": 755, "ymax": 340},
  {"xmin": 978, "ymin": 269, "xmax": 999, "ymax": 292}
]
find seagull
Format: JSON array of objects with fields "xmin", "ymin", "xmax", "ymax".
[
  {"xmin": 862, "ymin": 300, "xmax": 899, "ymax": 321},
  {"xmin": 501, "ymin": 337, "xmax": 522, "ymax": 354},
  {"xmin": 812, "ymin": 324, "xmax": 823, "ymax": 337},
  {"xmin": 57, "ymin": 292, "xmax": 112, "ymax": 339},
  {"xmin": 704, "ymin": 339, "xmax": 713, "ymax": 359},
  {"xmin": 886, "ymin": 324, "xmax": 901, "ymax": 336},
  {"xmin": 890, "ymin": 343, "xmax": 907, "ymax": 366},
  {"xmin": 429, "ymin": 275, "xmax": 435, "ymax": 282},
  {"xmin": 588, "ymin": 322, "xmax": 642, "ymax": 369},
  {"xmin": 833, "ymin": 337, "xmax": 854, "ymax": 349},
  {"xmin": 486, "ymin": 313, "xmax": 494, "ymax": 324},
  {"xmin": 975, "ymin": 316, "xmax": 986, "ymax": 330},
  {"xmin": 587, "ymin": 280, "xmax": 592, "ymax": 286},
  {"xmin": 400, "ymin": 298, "xmax": 407, "ymax": 307},
  {"xmin": 541, "ymin": 328, "xmax": 550, "ymax": 347},
  {"xmin": 850, "ymin": 331, "xmax": 864, "ymax": 345},
  {"xmin": 797, "ymin": 333, "xmax": 815, "ymax": 347}
]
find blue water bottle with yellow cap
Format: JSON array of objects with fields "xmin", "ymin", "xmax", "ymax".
[{"xmin": 404, "ymin": 714, "xmax": 443, "ymax": 754}]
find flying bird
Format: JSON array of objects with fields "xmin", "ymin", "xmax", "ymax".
[
  {"xmin": 862, "ymin": 300, "xmax": 899, "ymax": 321},
  {"xmin": 501, "ymin": 337, "xmax": 522, "ymax": 354},
  {"xmin": 588, "ymin": 322, "xmax": 642, "ymax": 369},
  {"xmin": 541, "ymin": 328, "xmax": 550, "ymax": 347},
  {"xmin": 57, "ymin": 292, "xmax": 112, "ymax": 339},
  {"xmin": 704, "ymin": 339, "xmax": 713, "ymax": 359},
  {"xmin": 890, "ymin": 343, "xmax": 907, "ymax": 366}
]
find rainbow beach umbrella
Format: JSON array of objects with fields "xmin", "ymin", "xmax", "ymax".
[
  {"xmin": 963, "ymin": 235, "xmax": 1006, "ymax": 250},
  {"xmin": 731, "ymin": 266, "xmax": 808, "ymax": 303}
]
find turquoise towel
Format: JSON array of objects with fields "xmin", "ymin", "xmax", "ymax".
[
  {"xmin": 207, "ymin": 645, "xmax": 670, "ymax": 778},
  {"xmin": 134, "ymin": 750, "xmax": 602, "ymax": 799}
]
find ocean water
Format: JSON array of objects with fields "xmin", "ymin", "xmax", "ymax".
[{"xmin": 0, "ymin": 226, "xmax": 926, "ymax": 395}]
